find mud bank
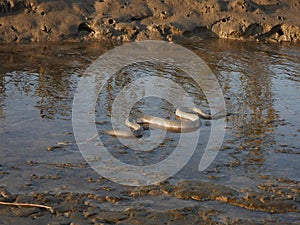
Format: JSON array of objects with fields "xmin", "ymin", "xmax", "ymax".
[
  {"xmin": 0, "ymin": 178, "xmax": 299, "ymax": 224},
  {"xmin": 0, "ymin": 0, "xmax": 299, "ymax": 43}
]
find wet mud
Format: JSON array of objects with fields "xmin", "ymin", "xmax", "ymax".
[
  {"xmin": 0, "ymin": 0, "xmax": 300, "ymax": 43},
  {"xmin": 0, "ymin": 178, "xmax": 299, "ymax": 224}
]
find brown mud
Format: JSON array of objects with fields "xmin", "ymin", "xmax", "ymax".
[
  {"xmin": 0, "ymin": 0, "xmax": 300, "ymax": 43},
  {"xmin": 0, "ymin": 178, "xmax": 299, "ymax": 224}
]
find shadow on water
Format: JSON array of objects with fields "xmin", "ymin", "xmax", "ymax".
[{"xmin": 0, "ymin": 40, "xmax": 299, "ymax": 223}]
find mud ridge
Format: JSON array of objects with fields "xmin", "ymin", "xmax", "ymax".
[
  {"xmin": 0, "ymin": 0, "xmax": 299, "ymax": 43},
  {"xmin": 1, "ymin": 178, "xmax": 299, "ymax": 224}
]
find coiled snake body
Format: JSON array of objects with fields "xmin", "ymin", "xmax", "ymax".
[{"xmin": 104, "ymin": 107, "xmax": 227, "ymax": 138}]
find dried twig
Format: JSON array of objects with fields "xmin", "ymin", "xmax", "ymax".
[{"xmin": 0, "ymin": 201, "xmax": 54, "ymax": 213}]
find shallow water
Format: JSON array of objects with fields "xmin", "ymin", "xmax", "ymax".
[{"xmin": 0, "ymin": 40, "xmax": 299, "ymax": 222}]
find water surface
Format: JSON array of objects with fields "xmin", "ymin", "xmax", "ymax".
[{"xmin": 0, "ymin": 40, "xmax": 299, "ymax": 222}]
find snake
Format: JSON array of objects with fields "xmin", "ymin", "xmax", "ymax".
[{"xmin": 103, "ymin": 107, "xmax": 229, "ymax": 138}]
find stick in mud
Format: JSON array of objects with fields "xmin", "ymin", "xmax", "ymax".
[{"xmin": 0, "ymin": 201, "xmax": 54, "ymax": 213}]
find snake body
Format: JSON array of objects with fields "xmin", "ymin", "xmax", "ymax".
[{"xmin": 103, "ymin": 107, "xmax": 226, "ymax": 138}]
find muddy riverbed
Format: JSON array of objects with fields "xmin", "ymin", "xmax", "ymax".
[{"xmin": 0, "ymin": 39, "xmax": 299, "ymax": 224}]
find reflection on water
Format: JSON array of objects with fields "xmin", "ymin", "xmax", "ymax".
[
  {"xmin": 223, "ymin": 43, "xmax": 278, "ymax": 170},
  {"xmin": 186, "ymin": 40, "xmax": 300, "ymax": 186},
  {"xmin": 0, "ymin": 40, "xmax": 299, "ymax": 220},
  {"xmin": 0, "ymin": 43, "xmax": 110, "ymax": 121},
  {"xmin": 0, "ymin": 43, "xmax": 112, "ymax": 193}
]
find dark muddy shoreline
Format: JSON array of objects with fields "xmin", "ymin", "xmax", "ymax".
[{"xmin": 0, "ymin": 0, "xmax": 300, "ymax": 44}]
